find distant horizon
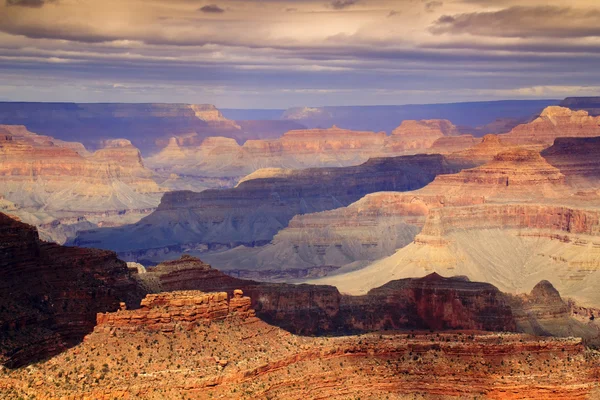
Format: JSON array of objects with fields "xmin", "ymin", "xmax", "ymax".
[{"xmin": 0, "ymin": 97, "xmax": 564, "ymax": 111}]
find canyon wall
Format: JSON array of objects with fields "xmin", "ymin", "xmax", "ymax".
[
  {"xmin": 0, "ymin": 125, "xmax": 163, "ymax": 242},
  {"xmin": 0, "ymin": 213, "xmax": 144, "ymax": 368}
]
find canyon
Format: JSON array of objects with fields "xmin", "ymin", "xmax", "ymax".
[
  {"xmin": 311, "ymin": 143, "xmax": 600, "ymax": 307},
  {"xmin": 72, "ymin": 153, "xmax": 461, "ymax": 263},
  {"xmin": 2, "ymin": 201, "xmax": 600, "ymax": 398}
]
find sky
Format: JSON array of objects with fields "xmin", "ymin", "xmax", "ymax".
[{"xmin": 0, "ymin": 0, "xmax": 599, "ymax": 108}]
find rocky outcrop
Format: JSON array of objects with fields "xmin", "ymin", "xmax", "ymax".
[
  {"xmin": 422, "ymin": 148, "xmax": 568, "ymax": 200},
  {"xmin": 0, "ymin": 213, "xmax": 143, "ymax": 368},
  {"xmin": 384, "ymin": 119, "xmax": 460, "ymax": 152},
  {"xmin": 339, "ymin": 273, "xmax": 515, "ymax": 332},
  {"xmin": 501, "ymin": 106, "xmax": 600, "ymax": 148},
  {"xmin": 95, "ymin": 290, "xmax": 255, "ymax": 333},
  {"xmin": 5, "ymin": 315, "xmax": 596, "ymax": 400},
  {"xmin": 72, "ymin": 154, "xmax": 459, "ymax": 261},
  {"xmin": 134, "ymin": 256, "xmax": 519, "ymax": 334},
  {"xmin": 447, "ymin": 134, "xmax": 515, "ymax": 165}
]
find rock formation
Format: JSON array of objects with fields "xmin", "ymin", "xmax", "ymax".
[
  {"xmin": 147, "ymin": 121, "xmax": 467, "ymax": 186},
  {"xmin": 308, "ymin": 142, "xmax": 600, "ymax": 307},
  {"xmin": 501, "ymin": 106, "xmax": 600, "ymax": 148},
  {"xmin": 447, "ymin": 134, "xmax": 515, "ymax": 165},
  {"xmin": 0, "ymin": 213, "xmax": 143, "ymax": 368},
  {"xmin": 0, "ymin": 125, "xmax": 163, "ymax": 242},
  {"xmin": 72, "ymin": 154, "xmax": 460, "ymax": 262},
  {"xmin": 95, "ymin": 290, "xmax": 256, "ymax": 333},
  {"xmin": 428, "ymin": 134, "xmax": 481, "ymax": 154},
  {"xmin": 208, "ymin": 147, "xmax": 568, "ymax": 277},
  {"xmin": 384, "ymin": 119, "xmax": 460, "ymax": 152},
  {"xmin": 133, "ymin": 255, "xmax": 589, "ymax": 336}
]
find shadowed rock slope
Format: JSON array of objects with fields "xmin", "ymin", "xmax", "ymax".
[
  {"xmin": 72, "ymin": 154, "xmax": 461, "ymax": 262},
  {"xmin": 0, "ymin": 213, "xmax": 144, "ymax": 368}
]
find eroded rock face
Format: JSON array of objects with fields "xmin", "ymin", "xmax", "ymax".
[
  {"xmin": 426, "ymin": 148, "xmax": 568, "ymax": 200},
  {"xmin": 0, "ymin": 213, "xmax": 143, "ymax": 368},
  {"xmin": 5, "ymin": 317, "xmax": 597, "ymax": 399},
  {"xmin": 0, "ymin": 125, "xmax": 163, "ymax": 242},
  {"xmin": 72, "ymin": 154, "xmax": 459, "ymax": 261},
  {"xmin": 501, "ymin": 106, "xmax": 600, "ymax": 148}
]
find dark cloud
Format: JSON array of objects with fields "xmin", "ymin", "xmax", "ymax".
[
  {"xmin": 330, "ymin": 0, "xmax": 358, "ymax": 10},
  {"xmin": 387, "ymin": 10, "xmax": 399, "ymax": 17},
  {"xmin": 424, "ymin": 1, "xmax": 442, "ymax": 12},
  {"xmin": 6, "ymin": 0, "xmax": 55, "ymax": 7},
  {"xmin": 431, "ymin": 6, "xmax": 600, "ymax": 38},
  {"xmin": 198, "ymin": 4, "xmax": 225, "ymax": 13}
]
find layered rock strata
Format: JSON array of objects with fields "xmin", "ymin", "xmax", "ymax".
[
  {"xmin": 0, "ymin": 103, "xmax": 241, "ymax": 153},
  {"xmin": 4, "ymin": 292, "xmax": 597, "ymax": 399},
  {"xmin": 0, "ymin": 125, "xmax": 163, "ymax": 242},
  {"xmin": 95, "ymin": 290, "xmax": 255, "ymax": 333},
  {"xmin": 147, "ymin": 121, "xmax": 464, "ymax": 182},
  {"xmin": 501, "ymin": 106, "xmax": 600, "ymax": 148},
  {"xmin": 0, "ymin": 213, "xmax": 143, "ymax": 368}
]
